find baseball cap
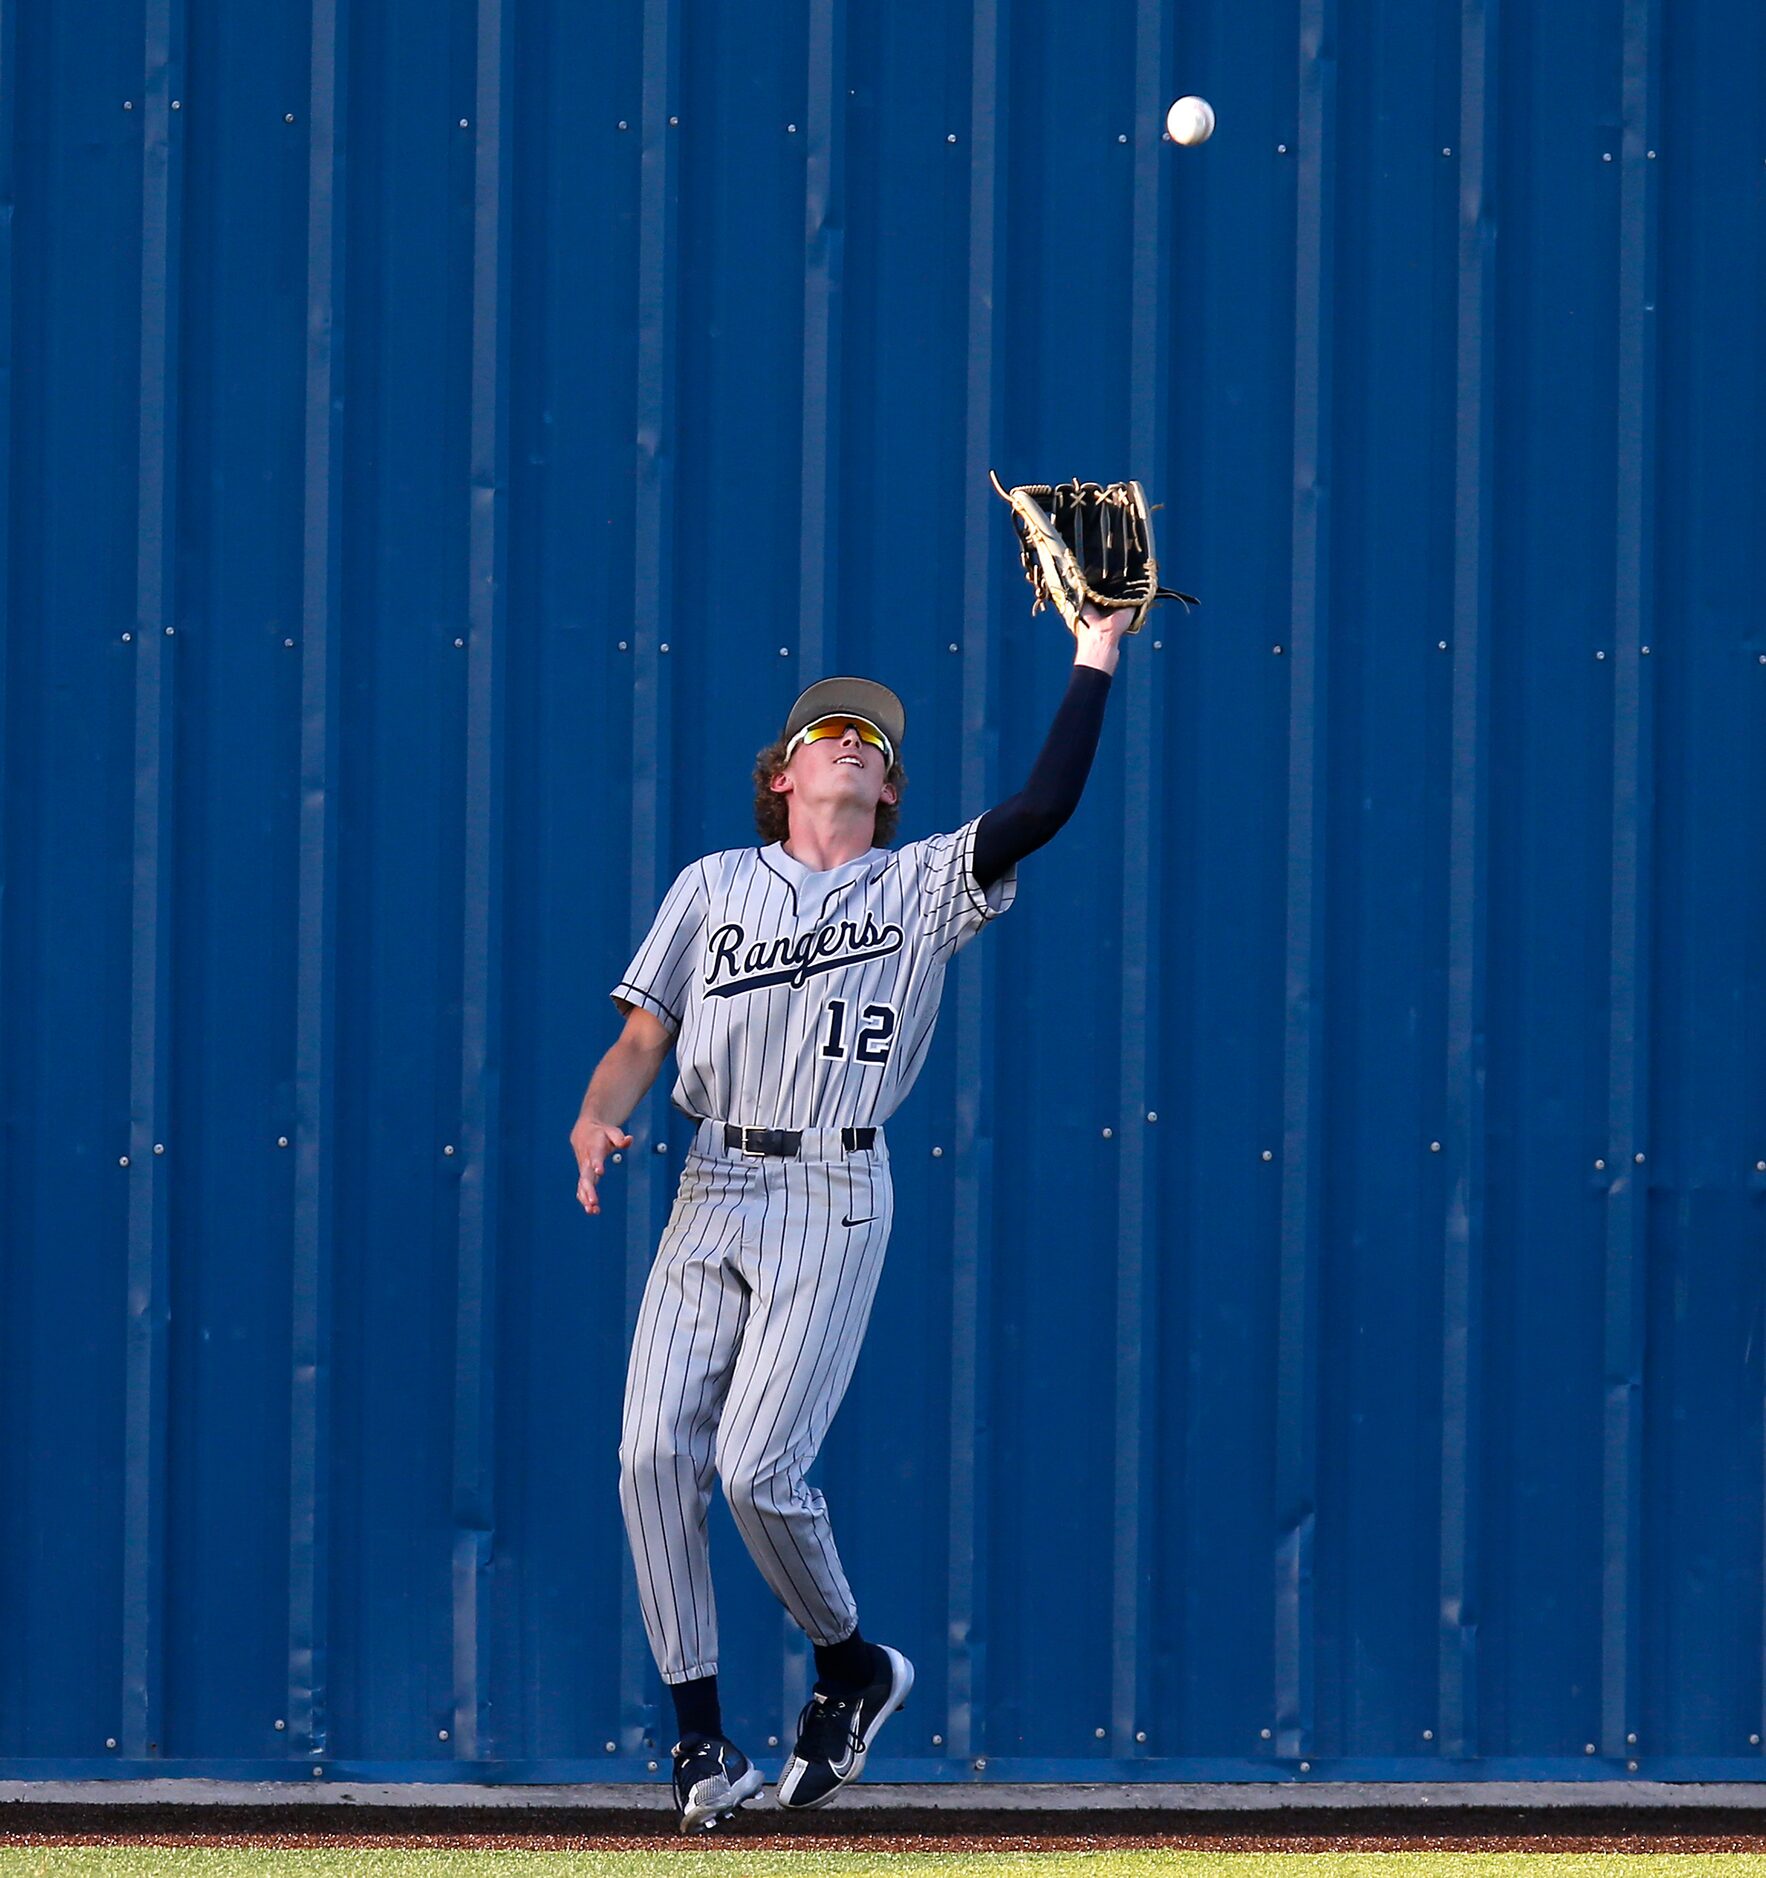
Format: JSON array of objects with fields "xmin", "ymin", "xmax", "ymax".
[{"xmin": 782, "ymin": 677, "xmax": 905, "ymax": 769}]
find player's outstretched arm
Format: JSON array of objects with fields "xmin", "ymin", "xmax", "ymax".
[
  {"xmin": 571, "ymin": 1005, "xmax": 674, "ymax": 1216},
  {"xmin": 1071, "ymin": 601, "xmax": 1132, "ymax": 674},
  {"xmin": 971, "ymin": 603, "xmax": 1123, "ymax": 890}
]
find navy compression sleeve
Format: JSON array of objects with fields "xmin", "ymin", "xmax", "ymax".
[{"xmin": 971, "ymin": 664, "xmax": 1113, "ymax": 891}]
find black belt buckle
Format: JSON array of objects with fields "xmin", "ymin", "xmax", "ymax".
[{"xmin": 726, "ymin": 1124, "xmax": 800, "ymax": 1157}]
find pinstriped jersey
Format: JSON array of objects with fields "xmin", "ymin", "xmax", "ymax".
[{"xmin": 612, "ymin": 813, "xmax": 1018, "ymax": 1131}]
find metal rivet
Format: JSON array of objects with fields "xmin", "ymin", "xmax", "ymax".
[
  {"xmin": 932, "ymin": 1145, "xmax": 944, "ymax": 1158},
  {"xmin": 454, "ymin": 637, "xmax": 465, "ymax": 648},
  {"xmin": 1300, "ymin": 1761, "xmax": 1311, "ymax": 1772},
  {"xmin": 669, "ymin": 116, "xmax": 679, "ymax": 126},
  {"xmin": 278, "ymin": 1137, "xmax": 289, "ymax": 1149},
  {"xmin": 284, "ymin": 638, "xmax": 295, "ymax": 648},
  {"xmin": 769, "ymin": 1735, "xmax": 780, "ymax": 1747},
  {"xmin": 1277, "ymin": 143, "xmax": 1288, "ymax": 154},
  {"xmin": 947, "ymin": 133, "xmax": 958, "ymax": 144},
  {"xmin": 274, "ymin": 1720, "xmax": 285, "ymax": 1731},
  {"xmin": 285, "ymin": 113, "xmax": 295, "ymax": 123},
  {"xmin": 605, "ymin": 1741, "xmax": 616, "ymax": 1753},
  {"xmin": 1752, "ymin": 1734, "xmax": 1760, "ymax": 1746},
  {"xmin": 165, "ymin": 626, "xmax": 175, "ymax": 636},
  {"xmin": 617, "ymin": 121, "xmax": 628, "ymax": 131},
  {"xmin": 153, "ymin": 1143, "xmax": 165, "ymax": 1155},
  {"xmin": 1095, "ymin": 1727, "xmax": 1107, "ymax": 1739},
  {"xmin": 1641, "ymin": 645, "xmax": 1651, "ymax": 655},
  {"xmin": 1758, "ymin": 655, "xmax": 1765, "ymax": 665},
  {"xmin": 779, "ymin": 646, "xmax": 790, "ymax": 657},
  {"xmin": 107, "ymin": 1737, "xmax": 118, "ymax": 1749},
  {"xmin": 1438, "ymin": 640, "xmax": 1448, "ymax": 651},
  {"xmin": 459, "ymin": 118, "xmax": 469, "ymax": 129},
  {"xmin": 1442, "ymin": 147, "xmax": 1452, "ymax": 157},
  {"xmin": 1635, "ymin": 1151, "xmax": 1645, "ymax": 1164},
  {"xmin": 123, "ymin": 100, "xmax": 134, "ymax": 110},
  {"xmin": 171, "ymin": 99, "xmax": 182, "ymax": 111},
  {"xmin": 1647, "ymin": 150, "xmax": 1656, "ymax": 159},
  {"xmin": 1430, "ymin": 1141, "xmax": 1442, "ymax": 1153},
  {"xmin": 1603, "ymin": 152, "xmax": 1613, "ymax": 162},
  {"xmin": 618, "ymin": 640, "xmax": 628, "ymax": 651},
  {"xmin": 119, "ymin": 1156, "xmax": 129, "ymax": 1168},
  {"xmin": 1756, "ymin": 1162, "xmax": 1765, "ymax": 1174},
  {"xmin": 1423, "ymin": 1729, "xmax": 1434, "ymax": 1741},
  {"xmin": 1261, "ymin": 1149, "xmax": 1274, "ymax": 1162},
  {"xmin": 660, "ymin": 642, "xmax": 670, "ymax": 653},
  {"xmin": 1273, "ymin": 644, "xmax": 1284, "ymax": 655},
  {"xmin": 647, "ymin": 1760, "xmax": 658, "ymax": 1771},
  {"xmin": 1153, "ymin": 640, "xmax": 1163, "ymax": 649},
  {"xmin": 122, "ymin": 632, "xmax": 132, "ymax": 642},
  {"xmin": 1585, "ymin": 1742, "xmax": 1596, "ymax": 1755},
  {"xmin": 1596, "ymin": 649, "xmax": 1607, "ymax": 659},
  {"xmin": 973, "ymin": 1758, "xmax": 987, "ymax": 1771},
  {"xmin": 1147, "ymin": 1111, "xmax": 1158, "ymax": 1123},
  {"xmin": 1261, "ymin": 1728, "xmax": 1272, "ymax": 1740},
  {"xmin": 1627, "ymin": 1733, "xmax": 1637, "ymax": 1745},
  {"xmin": 932, "ymin": 1734, "xmax": 943, "ymax": 1746},
  {"xmin": 444, "ymin": 1144, "xmax": 456, "ymax": 1156},
  {"xmin": 1628, "ymin": 1761, "xmax": 1638, "ymax": 1772},
  {"xmin": 611, "ymin": 1152, "xmax": 623, "ymax": 1164},
  {"xmin": 654, "ymin": 1141, "xmax": 667, "ymax": 1154},
  {"xmin": 1118, "ymin": 134, "xmax": 1128, "ymax": 144},
  {"xmin": 311, "ymin": 1767, "xmax": 323, "ymax": 1777},
  {"xmin": 1135, "ymin": 1730, "xmax": 1147, "ymax": 1742},
  {"xmin": 1102, "ymin": 1127, "xmax": 1113, "ymax": 1139},
  {"xmin": 439, "ymin": 1728, "xmax": 450, "ymax": 1741},
  {"xmin": 1596, "ymin": 1158, "xmax": 1607, "ymax": 1171},
  {"xmin": 788, "ymin": 123, "xmax": 798, "ymax": 133},
  {"xmin": 948, "ymin": 642, "xmax": 959, "ymax": 653}
]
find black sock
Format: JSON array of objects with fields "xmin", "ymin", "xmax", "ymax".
[
  {"xmin": 671, "ymin": 1674, "xmax": 722, "ymax": 1742},
  {"xmin": 813, "ymin": 1628, "xmax": 873, "ymax": 1693}
]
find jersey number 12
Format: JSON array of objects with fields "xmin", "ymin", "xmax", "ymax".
[{"xmin": 820, "ymin": 997, "xmax": 898, "ymax": 1066}]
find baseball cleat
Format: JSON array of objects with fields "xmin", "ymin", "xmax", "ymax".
[
  {"xmin": 775, "ymin": 1643, "xmax": 914, "ymax": 1810},
  {"xmin": 671, "ymin": 1733, "xmax": 764, "ymax": 1833}
]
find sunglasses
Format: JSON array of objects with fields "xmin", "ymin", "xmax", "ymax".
[{"xmin": 787, "ymin": 717, "xmax": 894, "ymax": 767}]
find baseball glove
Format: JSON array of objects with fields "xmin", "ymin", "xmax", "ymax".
[{"xmin": 989, "ymin": 471, "xmax": 1197, "ymax": 636}]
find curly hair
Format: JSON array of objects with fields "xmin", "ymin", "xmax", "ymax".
[{"xmin": 752, "ymin": 736, "xmax": 907, "ymax": 848}]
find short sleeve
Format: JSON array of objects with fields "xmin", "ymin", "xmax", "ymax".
[
  {"xmin": 916, "ymin": 813, "xmax": 1019, "ymax": 957},
  {"xmin": 611, "ymin": 862, "xmax": 706, "ymax": 1036}
]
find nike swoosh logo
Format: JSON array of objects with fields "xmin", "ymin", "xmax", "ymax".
[{"xmin": 841, "ymin": 1214, "xmax": 876, "ymax": 1228}]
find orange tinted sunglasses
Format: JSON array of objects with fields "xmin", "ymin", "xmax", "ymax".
[{"xmin": 788, "ymin": 717, "xmax": 893, "ymax": 766}]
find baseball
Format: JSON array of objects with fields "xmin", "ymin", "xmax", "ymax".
[{"xmin": 1166, "ymin": 95, "xmax": 1216, "ymax": 146}]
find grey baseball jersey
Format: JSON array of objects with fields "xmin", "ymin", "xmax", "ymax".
[
  {"xmin": 611, "ymin": 814, "xmax": 1017, "ymax": 1131},
  {"xmin": 612, "ymin": 814, "xmax": 1018, "ymax": 1684}
]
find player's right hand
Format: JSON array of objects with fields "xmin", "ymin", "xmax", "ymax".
[{"xmin": 571, "ymin": 1116, "xmax": 635, "ymax": 1216}]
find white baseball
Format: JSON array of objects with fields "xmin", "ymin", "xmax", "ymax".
[{"xmin": 1166, "ymin": 95, "xmax": 1216, "ymax": 146}]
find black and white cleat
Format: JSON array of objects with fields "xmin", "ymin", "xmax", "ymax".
[
  {"xmin": 672, "ymin": 1733, "xmax": 764, "ymax": 1834},
  {"xmin": 775, "ymin": 1643, "xmax": 914, "ymax": 1810}
]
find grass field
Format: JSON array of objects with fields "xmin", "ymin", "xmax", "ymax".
[{"xmin": 10, "ymin": 1853, "xmax": 1766, "ymax": 1877}]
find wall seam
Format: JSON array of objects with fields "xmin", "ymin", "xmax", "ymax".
[
  {"xmin": 288, "ymin": 0, "xmax": 348, "ymax": 1768},
  {"xmin": 121, "ymin": 0, "xmax": 185, "ymax": 1763}
]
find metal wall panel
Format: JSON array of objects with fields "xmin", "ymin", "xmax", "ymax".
[{"xmin": 2, "ymin": 0, "xmax": 1764, "ymax": 1783}]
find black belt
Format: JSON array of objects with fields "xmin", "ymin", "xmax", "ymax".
[{"xmin": 723, "ymin": 1124, "xmax": 876, "ymax": 1157}]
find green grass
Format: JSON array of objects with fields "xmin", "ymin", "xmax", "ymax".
[{"xmin": 9, "ymin": 1855, "xmax": 1766, "ymax": 1878}]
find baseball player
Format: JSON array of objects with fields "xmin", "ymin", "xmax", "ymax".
[{"xmin": 572, "ymin": 603, "xmax": 1131, "ymax": 1831}]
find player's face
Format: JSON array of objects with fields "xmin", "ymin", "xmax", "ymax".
[{"xmin": 775, "ymin": 720, "xmax": 898, "ymax": 810}]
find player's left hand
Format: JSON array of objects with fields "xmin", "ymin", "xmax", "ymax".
[{"xmin": 1073, "ymin": 602, "xmax": 1131, "ymax": 674}]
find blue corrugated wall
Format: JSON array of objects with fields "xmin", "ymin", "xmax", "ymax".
[{"xmin": 2, "ymin": 0, "xmax": 1764, "ymax": 1783}]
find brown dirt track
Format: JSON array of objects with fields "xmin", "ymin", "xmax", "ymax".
[{"xmin": 8, "ymin": 1807, "xmax": 1766, "ymax": 1854}]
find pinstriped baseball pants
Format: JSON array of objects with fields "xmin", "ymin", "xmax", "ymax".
[{"xmin": 618, "ymin": 1120, "xmax": 894, "ymax": 1684}]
